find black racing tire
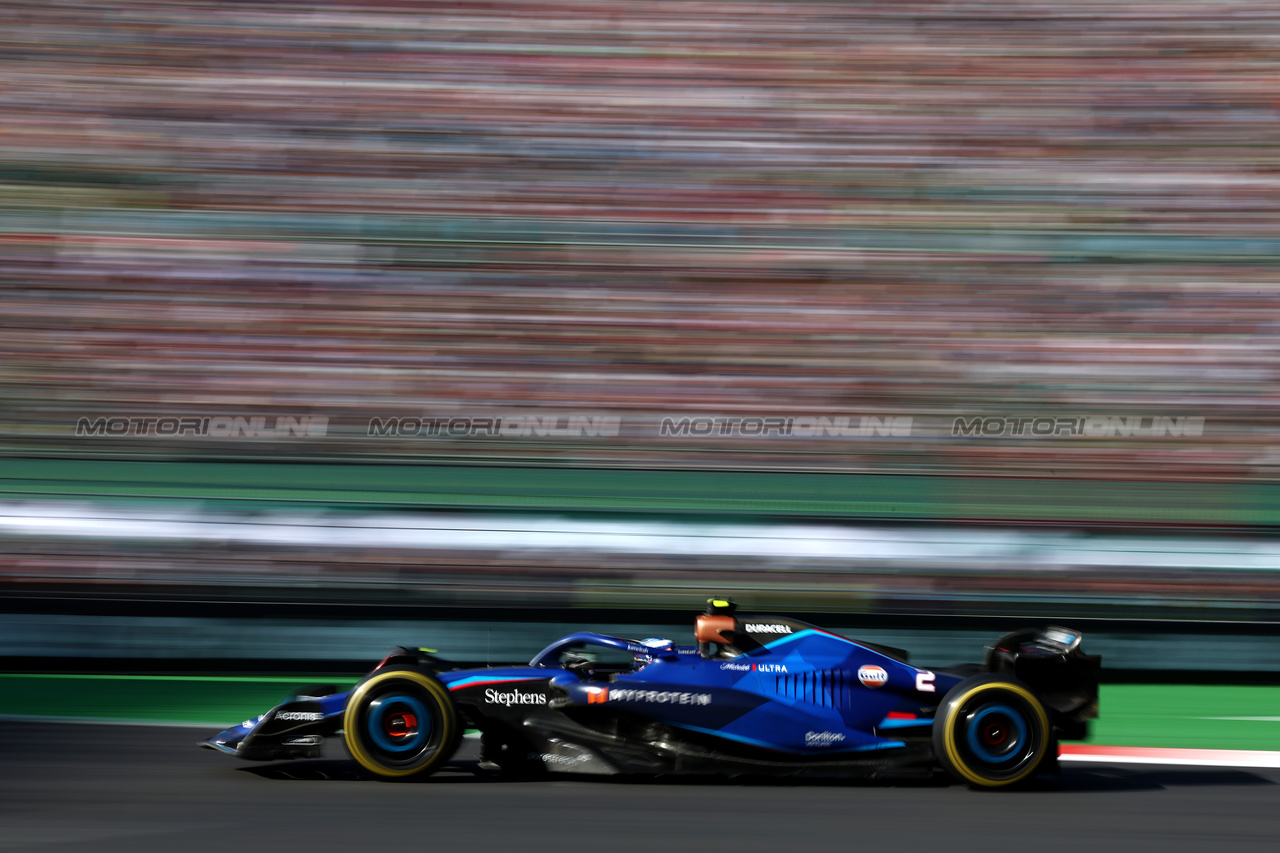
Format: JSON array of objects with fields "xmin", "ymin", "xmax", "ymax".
[
  {"xmin": 343, "ymin": 666, "xmax": 460, "ymax": 780},
  {"xmin": 932, "ymin": 673, "xmax": 1051, "ymax": 789}
]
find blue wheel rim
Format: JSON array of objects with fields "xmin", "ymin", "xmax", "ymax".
[
  {"xmin": 367, "ymin": 694, "xmax": 432, "ymax": 753},
  {"xmin": 966, "ymin": 704, "xmax": 1027, "ymax": 764}
]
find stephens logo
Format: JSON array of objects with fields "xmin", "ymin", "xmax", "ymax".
[
  {"xmin": 585, "ymin": 687, "xmax": 711, "ymax": 706},
  {"xmin": 744, "ymin": 624, "xmax": 792, "ymax": 634},
  {"xmin": 805, "ymin": 731, "xmax": 848, "ymax": 747},
  {"xmin": 275, "ymin": 711, "xmax": 324, "ymax": 722},
  {"xmin": 857, "ymin": 665, "xmax": 888, "ymax": 688},
  {"xmin": 484, "ymin": 688, "xmax": 548, "ymax": 707}
]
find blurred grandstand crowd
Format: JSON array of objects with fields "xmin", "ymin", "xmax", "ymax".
[
  {"xmin": 3, "ymin": 0, "xmax": 1280, "ymax": 480},
  {"xmin": 7, "ymin": 514, "xmax": 1280, "ymax": 621}
]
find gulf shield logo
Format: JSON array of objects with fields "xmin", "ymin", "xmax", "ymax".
[{"xmin": 857, "ymin": 664, "xmax": 888, "ymax": 688}]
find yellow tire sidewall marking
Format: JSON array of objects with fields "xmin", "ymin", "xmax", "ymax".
[
  {"xmin": 942, "ymin": 682, "xmax": 1048, "ymax": 788},
  {"xmin": 344, "ymin": 670, "xmax": 456, "ymax": 778}
]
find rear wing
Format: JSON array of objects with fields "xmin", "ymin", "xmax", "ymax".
[{"xmin": 986, "ymin": 626, "xmax": 1100, "ymax": 739}]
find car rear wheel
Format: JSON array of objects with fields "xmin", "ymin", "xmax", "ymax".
[
  {"xmin": 343, "ymin": 666, "xmax": 459, "ymax": 780},
  {"xmin": 933, "ymin": 674, "xmax": 1050, "ymax": 789}
]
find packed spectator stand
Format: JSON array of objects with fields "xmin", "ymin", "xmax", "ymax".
[{"xmin": 2, "ymin": 1, "xmax": 1279, "ymax": 480}]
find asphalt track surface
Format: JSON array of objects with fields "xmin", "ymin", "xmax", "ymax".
[{"xmin": 2, "ymin": 721, "xmax": 1277, "ymax": 853}]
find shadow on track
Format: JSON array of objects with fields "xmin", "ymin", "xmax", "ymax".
[
  {"xmin": 236, "ymin": 757, "xmax": 536, "ymax": 783},
  {"xmin": 236, "ymin": 755, "xmax": 1277, "ymax": 793},
  {"xmin": 1044, "ymin": 765, "xmax": 1278, "ymax": 793},
  {"xmin": 236, "ymin": 754, "xmax": 951, "ymax": 786}
]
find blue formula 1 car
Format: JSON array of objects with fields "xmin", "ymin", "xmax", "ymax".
[{"xmin": 201, "ymin": 600, "xmax": 1100, "ymax": 788}]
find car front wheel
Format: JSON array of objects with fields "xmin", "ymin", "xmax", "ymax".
[{"xmin": 343, "ymin": 667, "xmax": 459, "ymax": 780}]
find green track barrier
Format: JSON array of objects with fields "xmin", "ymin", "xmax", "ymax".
[
  {"xmin": 1089, "ymin": 685, "xmax": 1280, "ymax": 751},
  {"xmin": 3, "ymin": 459, "xmax": 1280, "ymax": 525},
  {"xmin": 0, "ymin": 674, "xmax": 359, "ymax": 727},
  {"xmin": 3, "ymin": 676, "xmax": 1278, "ymax": 752}
]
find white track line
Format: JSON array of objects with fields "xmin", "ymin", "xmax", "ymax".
[
  {"xmin": 0, "ymin": 713, "xmax": 222, "ymax": 729},
  {"xmin": 1060, "ymin": 745, "xmax": 1280, "ymax": 769}
]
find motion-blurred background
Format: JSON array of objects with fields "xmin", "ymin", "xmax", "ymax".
[{"xmin": 2, "ymin": 0, "xmax": 1279, "ymax": 676}]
